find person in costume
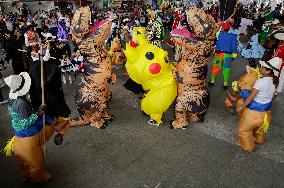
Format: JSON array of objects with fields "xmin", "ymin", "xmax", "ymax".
[
  {"xmin": 146, "ymin": 9, "xmax": 164, "ymax": 47},
  {"xmin": 5, "ymin": 27, "xmax": 26, "ymax": 74},
  {"xmin": 261, "ymin": 36, "xmax": 278, "ymax": 62},
  {"xmin": 60, "ymin": 54, "xmax": 73, "ymax": 84},
  {"xmin": 28, "ymin": 33, "xmax": 71, "ymax": 125},
  {"xmin": 71, "ymin": 48, "xmax": 85, "ymax": 78},
  {"xmin": 235, "ymin": 57, "xmax": 282, "ymax": 152},
  {"xmin": 56, "ymin": 40, "xmax": 72, "ymax": 84},
  {"xmin": 208, "ymin": 22, "xmax": 238, "ymax": 89},
  {"xmin": 241, "ymin": 32, "xmax": 266, "ymax": 68},
  {"xmin": 272, "ymin": 33, "xmax": 284, "ymax": 94},
  {"xmin": 171, "ymin": 8, "xmax": 219, "ymax": 129},
  {"xmin": 124, "ymin": 34, "xmax": 177, "ymax": 126},
  {"xmin": 57, "ymin": 17, "xmax": 69, "ymax": 41},
  {"xmin": 3, "ymin": 72, "xmax": 69, "ymax": 183},
  {"xmin": 70, "ymin": 7, "xmax": 116, "ymax": 129},
  {"xmin": 109, "ymin": 32, "xmax": 125, "ymax": 69},
  {"xmin": 49, "ymin": 16, "xmax": 58, "ymax": 36},
  {"xmin": 218, "ymin": 0, "xmax": 238, "ymax": 22},
  {"xmin": 24, "ymin": 25, "xmax": 39, "ymax": 53}
]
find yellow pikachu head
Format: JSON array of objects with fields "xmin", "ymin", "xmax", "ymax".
[{"xmin": 124, "ymin": 34, "xmax": 172, "ymax": 84}]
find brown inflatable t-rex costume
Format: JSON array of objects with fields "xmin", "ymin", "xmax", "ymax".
[
  {"xmin": 109, "ymin": 36, "xmax": 125, "ymax": 67},
  {"xmin": 170, "ymin": 8, "xmax": 219, "ymax": 128},
  {"xmin": 225, "ymin": 66, "xmax": 272, "ymax": 152},
  {"xmin": 70, "ymin": 7, "xmax": 116, "ymax": 129}
]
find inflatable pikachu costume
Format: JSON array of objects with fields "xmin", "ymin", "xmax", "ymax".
[{"xmin": 124, "ymin": 34, "xmax": 177, "ymax": 126}]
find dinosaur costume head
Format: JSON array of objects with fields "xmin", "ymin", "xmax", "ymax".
[
  {"xmin": 71, "ymin": 6, "xmax": 91, "ymax": 43},
  {"xmin": 71, "ymin": 6, "xmax": 113, "ymax": 56},
  {"xmin": 170, "ymin": 8, "xmax": 218, "ymax": 41},
  {"xmin": 124, "ymin": 34, "xmax": 172, "ymax": 85},
  {"xmin": 186, "ymin": 8, "xmax": 219, "ymax": 40}
]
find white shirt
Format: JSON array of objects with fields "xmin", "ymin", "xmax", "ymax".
[{"xmin": 253, "ymin": 77, "xmax": 275, "ymax": 104}]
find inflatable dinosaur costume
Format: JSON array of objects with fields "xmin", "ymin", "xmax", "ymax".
[
  {"xmin": 226, "ymin": 66, "xmax": 272, "ymax": 152},
  {"xmin": 109, "ymin": 36, "xmax": 124, "ymax": 67},
  {"xmin": 70, "ymin": 7, "xmax": 116, "ymax": 129},
  {"xmin": 170, "ymin": 8, "xmax": 219, "ymax": 128}
]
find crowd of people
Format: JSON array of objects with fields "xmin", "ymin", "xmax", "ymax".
[{"xmin": 0, "ymin": 0, "xmax": 284, "ymax": 183}]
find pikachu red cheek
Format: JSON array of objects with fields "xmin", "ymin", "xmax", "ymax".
[{"xmin": 149, "ymin": 63, "xmax": 161, "ymax": 74}]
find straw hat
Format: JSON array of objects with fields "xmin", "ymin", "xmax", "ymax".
[
  {"xmin": 259, "ymin": 57, "xmax": 283, "ymax": 76},
  {"xmin": 4, "ymin": 72, "xmax": 31, "ymax": 100}
]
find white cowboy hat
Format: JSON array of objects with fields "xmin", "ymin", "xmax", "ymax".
[
  {"xmin": 274, "ymin": 32, "xmax": 284, "ymax": 41},
  {"xmin": 4, "ymin": 72, "xmax": 31, "ymax": 100},
  {"xmin": 259, "ymin": 57, "xmax": 283, "ymax": 76}
]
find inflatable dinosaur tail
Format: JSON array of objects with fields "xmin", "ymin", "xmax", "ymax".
[{"xmin": 1, "ymin": 136, "xmax": 15, "ymax": 157}]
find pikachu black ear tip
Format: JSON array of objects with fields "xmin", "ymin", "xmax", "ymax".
[{"xmin": 137, "ymin": 31, "xmax": 141, "ymax": 35}]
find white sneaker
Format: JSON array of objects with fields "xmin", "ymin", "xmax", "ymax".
[{"xmin": 0, "ymin": 79, "xmax": 6, "ymax": 88}]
